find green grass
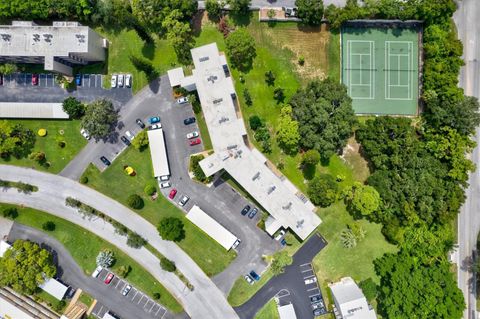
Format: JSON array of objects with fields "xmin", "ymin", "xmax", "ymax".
[
  {"xmin": 81, "ymin": 146, "xmax": 236, "ymax": 276},
  {"xmin": 35, "ymin": 290, "xmax": 66, "ymax": 313},
  {"xmin": 1, "ymin": 203, "xmax": 183, "ymax": 313},
  {"xmin": 327, "ymin": 31, "xmax": 341, "ymax": 80},
  {"xmin": 254, "ymin": 299, "xmax": 279, "ymax": 319},
  {"xmin": 195, "ymin": 111, "xmax": 213, "ymax": 150},
  {"xmin": 78, "ymin": 292, "xmax": 94, "ymax": 307},
  {"xmin": 1, "ymin": 119, "xmax": 86, "ymax": 173}
]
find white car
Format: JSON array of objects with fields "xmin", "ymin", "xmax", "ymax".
[
  {"xmin": 80, "ymin": 128, "xmax": 90, "ymax": 140},
  {"xmin": 304, "ymin": 277, "xmax": 317, "ymax": 285},
  {"xmin": 111, "ymin": 74, "xmax": 117, "ymax": 88},
  {"xmin": 186, "ymin": 131, "xmax": 199, "ymax": 139},
  {"xmin": 150, "ymin": 123, "xmax": 162, "ymax": 130},
  {"xmin": 179, "ymin": 195, "xmax": 189, "ymax": 206},
  {"xmin": 158, "ymin": 175, "xmax": 170, "ymax": 181},
  {"xmin": 244, "ymin": 275, "xmax": 254, "ymax": 285},
  {"xmin": 125, "ymin": 74, "xmax": 132, "ymax": 88},
  {"xmin": 91, "ymin": 266, "xmax": 103, "ymax": 278},
  {"xmin": 160, "ymin": 182, "xmax": 171, "ymax": 189},
  {"xmin": 275, "ymin": 230, "xmax": 286, "ymax": 241},
  {"xmin": 177, "ymin": 97, "xmax": 189, "ymax": 104},
  {"xmin": 118, "ymin": 74, "xmax": 124, "ymax": 87},
  {"xmin": 232, "ymin": 239, "xmax": 241, "ymax": 249},
  {"xmin": 125, "ymin": 130, "xmax": 134, "ymax": 140}
]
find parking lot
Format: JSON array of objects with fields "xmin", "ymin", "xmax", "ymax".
[
  {"xmin": 299, "ymin": 263, "xmax": 327, "ymax": 316},
  {"xmin": 1, "ymin": 73, "xmax": 107, "ymax": 89},
  {"xmin": 91, "ymin": 268, "xmax": 167, "ymax": 319}
]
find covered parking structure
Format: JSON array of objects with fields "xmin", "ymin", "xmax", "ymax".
[{"xmin": 147, "ymin": 128, "xmax": 170, "ymax": 179}]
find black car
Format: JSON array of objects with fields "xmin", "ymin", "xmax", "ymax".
[
  {"xmin": 183, "ymin": 117, "xmax": 196, "ymax": 125},
  {"xmin": 310, "ymin": 295, "xmax": 322, "ymax": 303},
  {"xmin": 248, "ymin": 207, "xmax": 258, "ymax": 219},
  {"xmin": 249, "ymin": 270, "xmax": 261, "ymax": 281},
  {"xmin": 241, "ymin": 205, "xmax": 251, "ymax": 216},
  {"xmin": 313, "ymin": 308, "xmax": 325, "ymax": 316},
  {"xmin": 0, "ymin": 74, "xmax": 3, "ymax": 85},
  {"xmin": 136, "ymin": 118, "xmax": 145, "ymax": 128},
  {"xmin": 100, "ymin": 156, "xmax": 111, "ymax": 166},
  {"xmin": 121, "ymin": 136, "xmax": 131, "ymax": 146}
]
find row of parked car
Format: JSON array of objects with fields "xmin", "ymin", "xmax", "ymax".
[
  {"xmin": 111, "ymin": 74, "xmax": 132, "ymax": 88},
  {"xmin": 244, "ymin": 270, "xmax": 261, "ymax": 285},
  {"xmin": 93, "ymin": 266, "xmax": 132, "ymax": 296}
]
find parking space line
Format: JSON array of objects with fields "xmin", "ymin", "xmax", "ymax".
[
  {"xmin": 149, "ymin": 303, "xmax": 155, "ymax": 312},
  {"xmin": 307, "ymin": 287, "xmax": 319, "ymax": 292},
  {"xmin": 131, "ymin": 290, "xmax": 139, "ymax": 301},
  {"xmin": 301, "ymin": 268, "xmax": 313, "ymax": 273},
  {"xmin": 303, "ymin": 274, "xmax": 316, "ymax": 279},
  {"xmin": 137, "ymin": 295, "xmax": 145, "ymax": 304},
  {"xmin": 299, "ymin": 263, "xmax": 311, "ymax": 267},
  {"xmin": 155, "ymin": 307, "xmax": 162, "ymax": 316},
  {"xmin": 115, "ymin": 279, "xmax": 123, "ymax": 289}
]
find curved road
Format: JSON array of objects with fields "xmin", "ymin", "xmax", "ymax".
[{"xmin": 0, "ymin": 165, "xmax": 238, "ymax": 319}]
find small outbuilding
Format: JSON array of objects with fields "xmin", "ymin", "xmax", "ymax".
[
  {"xmin": 278, "ymin": 303, "xmax": 297, "ymax": 319},
  {"xmin": 39, "ymin": 278, "xmax": 69, "ymax": 301}
]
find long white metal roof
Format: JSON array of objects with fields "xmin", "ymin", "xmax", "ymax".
[
  {"xmin": 147, "ymin": 128, "xmax": 170, "ymax": 178},
  {"xmin": 186, "ymin": 205, "xmax": 238, "ymax": 250},
  {"xmin": 0, "ymin": 102, "xmax": 68, "ymax": 119},
  {"xmin": 278, "ymin": 303, "xmax": 297, "ymax": 319},
  {"xmin": 0, "ymin": 240, "xmax": 11, "ymax": 257},
  {"xmin": 39, "ymin": 278, "xmax": 68, "ymax": 301}
]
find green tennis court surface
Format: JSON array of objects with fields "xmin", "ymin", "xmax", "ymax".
[{"xmin": 341, "ymin": 26, "xmax": 420, "ymax": 115}]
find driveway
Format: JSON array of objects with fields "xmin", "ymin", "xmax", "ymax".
[
  {"xmin": 234, "ymin": 233, "xmax": 327, "ymax": 319},
  {"xmin": 7, "ymin": 223, "xmax": 186, "ymax": 319}
]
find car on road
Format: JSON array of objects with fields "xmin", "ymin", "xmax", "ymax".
[
  {"xmin": 241, "ymin": 205, "xmax": 250, "ymax": 216},
  {"xmin": 121, "ymin": 284, "xmax": 132, "ymax": 296},
  {"xmin": 304, "ymin": 277, "xmax": 317, "ymax": 285},
  {"xmin": 183, "ymin": 117, "xmax": 196, "ymax": 125},
  {"xmin": 160, "ymin": 182, "xmax": 171, "ymax": 189},
  {"xmin": 179, "ymin": 195, "xmax": 190, "ymax": 206},
  {"xmin": 244, "ymin": 275, "xmax": 254, "ymax": 285},
  {"xmin": 149, "ymin": 116, "xmax": 160, "ymax": 124},
  {"xmin": 248, "ymin": 207, "xmax": 258, "ymax": 219},
  {"xmin": 80, "ymin": 128, "xmax": 90, "ymax": 140},
  {"xmin": 104, "ymin": 273, "xmax": 114, "ymax": 284},
  {"xmin": 32, "ymin": 74, "xmax": 39, "ymax": 85},
  {"xmin": 150, "ymin": 123, "xmax": 162, "ymax": 130},
  {"xmin": 125, "ymin": 131, "xmax": 134, "ymax": 140},
  {"xmin": 136, "ymin": 118, "xmax": 146, "ymax": 129},
  {"xmin": 125, "ymin": 74, "xmax": 132, "ymax": 88},
  {"xmin": 121, "ymin": 136, "xmax": 131, "ymax": 146},
  {"xmin": 189, "ymin": 138, "xmax": 201, "ymax": 146},
  {"xmin": 100, "ymin": 156, "xmax": 111, "ymax": 166},
  {"xmin": 275, "ymin": 230, "xmax": 286, "ymax": 241},
  {"xmin": 111, "ymin": 74, "xmax": 117, "ymax": 88},
  {"xmin": 169, "ymin": 188, "xmax": 177, "ymax": 199},
  {"xmin": 118, "ymin": 74, "xmax": 124, "ymax": 87},
  {"xmin": 186, "ymin": 131, "xmax": 199, "ymax": 139},
  {"xmin": 177, "ymin": 96, "xmax": 189, "ymax": 104},
  {"xmin": 75, "ymin": 74, "xmax": 82, "ymax": 86},
  {"xmin": 249, "ymin": 271, "xmax": 261, "ymax": 281},
  {"xmin": 91, "ymin": 266, "xmax": 102, "ymax": 278},
  {"xmin": 310, "ymin": 295, "xmax": 322, "ymax": 303}
]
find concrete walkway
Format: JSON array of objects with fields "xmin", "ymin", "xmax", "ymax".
[
  {"xmin": 0, "ymin": 165, "xmax": 238, "ymax": 319},
  {"xmin": 0, "ymin": 216, "xmax": 13, "ymax": 240}
]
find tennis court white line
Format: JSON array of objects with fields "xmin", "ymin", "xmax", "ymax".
[
  {"xmin": 385, "ymin": 41, "xmax": 414, "ymax": 100},
  {"xmin": 347, "ymin": 40, "xmax": 375, "ymax": 99}
]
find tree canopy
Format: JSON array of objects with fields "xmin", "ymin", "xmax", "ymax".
[
  {"xmin": 276, "ymin": 105, "xmax": 300, "ymax": 154},
  {"xmin": 81, "ymin": 99, "xmax": 118, "ymax": 140},
  {"xmin": 295, "ymin": 0, "xmax": 324, "ymax": 25},
  {"xmin": 347, "ymin": 182, "xmax": 381, "ymax": 217},
  {"xmin": 0, "ymin": 121, "xmax": 35, "ymax": 159},
  {"xmin": 227, "ymin": 0, "xmax": 250, "ymax": 16},
  {"xmin": 225, "ymin": 28, "xmax": 256, "ymax": 71},
  {"xmin": 131, "ymin": 130, "xmax": 149, "ymax": 150},
  {"xmin": 158, "ymin": 217, "xmax": 185, "ymax": 241},
  {"xmin": 62, "ymin": 97, "xmax": 85, "ymax": 119},
  {"xmin": 307, "ymin": 174, "xmax": 339, "ymax": 207},
  {"xmin": 131, "ymin": 0, "xmax": 197, "ymax": 32}
]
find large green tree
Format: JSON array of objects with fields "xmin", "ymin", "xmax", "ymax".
[
  {"xmin": 0, "ymin": 121, "xmax": 35, "ymax": 159},
  {"xmin": 271, "ymin": 251, "xmax": 293, "ymax": 275},
  {"xmin": 158, "ymin": 217, "xmax": 185, "ymax": 241},
  {"xmin": 276, "ymin": 105, "xmax": 300, "ymax": 154},
  {"xmin": 0, "ymin": 240, "xmax": 56, "ymax": 294},
  {"xmin": 295, "ymin": 0, "xmax": 324, "ymax": 25},
  {"xmin": 227, "ymin": 0, "xmax": 250, "ymax": 16},
  {"xmin": 81, "ymin": 99, "xmax": 118, "ymax": 140},
  {"xmin": 131, "ymin": 0, "xmax": 197, "ymax": 31},
  {"xmin": 62, "ymin": 97, "xmax": 85, "ymax": 119},
  {"xmin": 347, "ymin": 182, "xmax": 381, "ymax": 217},
  {"xmin": 291, "ymin": 78, "xmax": 356, "ymax": 161},
  {"xmin": 225, "ymin": 28, "xmax": 256, "ymax": 71},
  {"xmin": 162, "ymin": 10, "xmax": 194, "ymax": 64},
  {"xmin": 307, "ymin": 174, "xmax": 338, "ymax": 207}
]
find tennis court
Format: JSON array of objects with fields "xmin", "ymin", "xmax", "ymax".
[{"xmin": 341, "ymin": 26, "xmax": 420, "ymax": 115}]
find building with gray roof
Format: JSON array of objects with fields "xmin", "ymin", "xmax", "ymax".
[{"xmin": 329, "ymin": 277, "xmax": 377, "ymax": 319}]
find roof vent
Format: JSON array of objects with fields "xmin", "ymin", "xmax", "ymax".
[
  {"xmin": 213, "ymin": 98, "xmax": 223, "ymax": 104},
  {"xmin": 199, "ymin": 56, "xmax": 209, "ymax": 62},
  {"xmin": 282, "ymin": 202, "xmax": 292, "ymax": 210},
  {"xmin": 252, "ymin": 172, "xmax": 260, "ymax": 181},
  {"xmin": 267, "ymin": 185, "xmax": 276, "ymax": 194},
  {"xmin": 227, "ymin": 144, "xmax": 237, "ymax": 150},
  {"xmin": 218, "ymin": 116, "xmax": 229, "ymax": 124}
]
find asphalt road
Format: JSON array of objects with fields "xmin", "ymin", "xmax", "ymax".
[
  {"xmin": 234, "ymin": 233, "xmax": 327, "ymax": 319},
  {"xmin": 454, "ymin": 0, "xmax": 480, "ymax": 318},
  {"xmin": 7, "ymin": 223, "xmax": 186, "ymax": 319},
  {"xmin": 197, "ymin": 0, "xmax": 346, "ymax": 9}
]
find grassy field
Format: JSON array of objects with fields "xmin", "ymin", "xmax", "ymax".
[
  {"xmin": 0, "ymin": 119, "xmax": 86, "ymax": 174},
  {"xmin": 35, "ymin": 290, "xmax": 66, "ymax": 313},
  {"xmin": 195, "ymin": 110, "xmax": 213, "ymax": 150},
  {"xmin": 1, "ymin": 203, "xmax": 182, "ymax": 313},
  {"xmin": 78, "ymin": 292, "xmax": 94, "ymax": 307},
  {"xmin": 81, "ymin": 146, "xmax": 236, "ymax": 276},
  {"xmin": 254, "ymin": 299, "xmax": 279, "ymax": 319}
]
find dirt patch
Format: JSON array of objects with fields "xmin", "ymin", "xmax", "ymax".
[{"xmin": 342, "ymin": 136, "xmax": 370, "ymax": 182}]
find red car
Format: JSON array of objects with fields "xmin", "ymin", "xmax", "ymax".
[
  {"xmin": 104, "ymin": 273, "xmax": 114, "ymax": 284},
  {"xmin": 169, "ymin": 188, "xmax": 177, "ymax": 199},
  {"xmin": 189, "ymin": 138, "xmax": 201, "ymax": 146},
  {"xmin": 32, "ymin": 74, "xmax": 39, "ymax": 85}
]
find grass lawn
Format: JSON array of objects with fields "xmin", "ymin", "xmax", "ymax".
[
  {"xmin": 78, "ymin": 292, "xmax": 94, "ymax": 307},
  {"xmin": 35, "ymin": 290, "xmax": 66, "ymax": 313},
  {"xmin": 1, "ymin": 203, "xmax": 183, "ymax": 313},
  {"xmin": 80, "ymin": 146, "xmax": 236, "ymax": 276},
  {"xmin": 254, "ymin": 299, "xmax": 279, "ymax": 319},
  {"xmin": 195, "ymin": 110, "xmax": 213, "ymax": 150},
  {"xmin": 1, "ymin": 119, "xmax": 86, "ymax": 174}
]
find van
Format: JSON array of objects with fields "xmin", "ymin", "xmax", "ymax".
[{"xmin": 92, "ymin": 266, "xmax": 103, "ymax": 278}]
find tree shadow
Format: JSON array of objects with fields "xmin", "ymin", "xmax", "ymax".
[
  {"xmin": 142, "ymin": 42, "xmax": 156, "ymax": 60},
  {"xmin": 230, "ymin": 12, "xmax": 253, "ymax": 27},
  {"xmin": 302, "ymin": 164, "xmax": 316, "ymax": 180}
]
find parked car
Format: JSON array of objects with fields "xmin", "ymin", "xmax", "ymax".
[
  {"xmin": 118, "ymin": 74, "xmax": 124, "ymax": 87},
  {"xmin": 91, "ymin": 266, "xmax": 103, "ymax": 278},
  {"xmin": 125, "ymin": 74, "xmax": 132, "ymax": 88},
  {"xmin": 283, "ymin": 7, "xmax": 297, "ymax": 17},
  {"xmin": 150, "ymin": 123, "xmax": 162, "ymax": 130},
  {"xmin": 121, "ymin": 136, "xmax": 131, "ymax": 146},
  {"xmin": 179, "ymin": 195, "xmax": 190, "ymax": 206},
  {"xmin": 177, "ymin": 96, "xmax": 189, "ymax": 104},
  {"xmin": 149, "ymin": 116, "xmax": 160, "ymax": 124},
  {"xmin": 121, "ymin": 284, "xmax": 132, "ymax": 296},
  {"xmin": 244, "ymin": 275, "xmax": 254, "ymax": 285},
  {"xmin": 248, "ymin": 207, "xmax": 258, "ymax": 219},
  {"xmin": 104, "ymin": 273, "xmax": 114, "ymax": 284},
  {"xmin": 136, "ymin": 118, "xmax": 145, "ymax": 128},
  {"xmin": 313, "ymin": 308, "xmax": 325, "ymax": 317},
  {"xmin": 32, "ymin": 74, "xmax": 39, "ymax": 85},
  {"xmin": 304, "ymin": 277, "xmax": 317, "ymax": 285},
  {"xmin": 186, "ymin": 131, "xmax": 199, "ymax": 139},
  {"xmin": 125, "ymin": 130, "xmax": 134, "ymax": 140},
  {"xmin": 75, "ymin": 74, "xmax": 82, "ymax": 86},
  {"xmin": 232, "ymin": 239, "xmax": 241, "ymax": 249},
  {"xmin": 310, "ymin": 295, "xmax": 322, "ymax": 303},
  {"xmin": 160, "ymin": 182, "xmax": 171, "ymax": 189},
  {"xmin": 0, "ymin": 74, "xmax": 3, "ymax": 85},
  {"xmin": 241, "ymin": 205, "xmax": 250, "ymax": 216},
  {"xmin": 80, "ymin": 128, "xmax": 90, "ymax": 140},
  {"xmin": 312, "ymin": 301, "xmax": 325, "ymax": 310},
  {"xmin": 159, "ymin": 175, "xmax": 169, "ymax": 181},
  {"xmin": 274, "ymin": 230, "xmax": 286, "ymax": 241},
  {"xmin": 183, "ymin": 117, "xmax": 196, "ymax": 125},
  {"xmin": 169, "ymin": 188, "xmax": 177, "ymax": 199},
  {"xmin": 189, "ymin": 138, "xmax": 201, "ymax": 146},
  {"xmin": 111, "ymin": 74, "xmax": 117, "ymax": 88},
  {"xmin": 100, "ymin": 156, "xmax": 111, "ymax": 166},
  {"xmin": 249, "ymin": 271, "xmax": 261, "ymax": 281}
]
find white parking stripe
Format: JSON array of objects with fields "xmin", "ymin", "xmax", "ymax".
[
  {"xmin": 131, "ymin": 291, "xmax": 138, "ymax": 301},
  {"xmin": 137, "ymin": 295, "xmax": 145, "ymax": 304},
  {"xmin": 307, "ymin": 287, "xmax": 319, "ymax": 292},
  {"xmin": 149, "ymin": 303, "xmax": 155, "ymax": 312},
  {"xmin": 115, "ymin": 279, "xmax": 122, "ymax": 288},
  {"xmin": 155, "ymin": 306, "xmax": 162, "ymax": 315},
  {"xmin": 303, "ymin": 274, "xmax": 316, "ymax": 279},
  {"xmin": 302, "ymin": 268, "xmax": 314, "ymax": 273},
  {"xmin": 299, "ymin": 263, "xmax": 311, "ymax": 267}
]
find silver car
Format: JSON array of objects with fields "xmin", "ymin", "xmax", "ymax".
[
  {"xmin": 179, "ymin": 195, "xmax": 189, "ymax": 206},
  {"xmin": 111, "ymin": 74, "xmax": 117, "ymax": 88},
  {"xmin": 118, "ymin": 74, "xmax": 124, "ymax": 87}
]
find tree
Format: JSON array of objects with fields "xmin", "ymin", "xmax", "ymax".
[
  {"xmin": 243, "ymin": 88, "xmax": 253, "ymax": 106},
  {"xmin": 307, "ymin": 174, "xmax": 338, "ymax": 207},
  {"xmin": 271, "ymin": 251, "xmax": 293, "ymax": 275},
  {"xmin": 28, "ymin": 151, "xmax": 46, "ymax": 164},
  {"xmin": 81, "ymin": 99, "xmax": 118, "ymax": 140},
  {"xmin": 296, "ymin": 0, "xmax": 324, "ymax": 25},
  {"xmin": 158, "ymin": 217, "xmax": 185, "ymax": 241},
  {"xmin": 127, "ymin": 232, "xmax": 148, "ymax": 248},
  {"xmin": 115, "ymin": 265, "xmax": 132, "ymax": 277},
  {"xmin": 276, "ymin": 105, "xmax": 300, "ymax": 154},
  {"xmin": 162, "ymin": 10, "xmax": 194, "ymax": 64},
  {"xmin": 127, "ymin": 194, "xmax": 144, "ymax": 209},
  {"xmin": 301, "ymin": 149, "xmax": 321, "ymax": 167},
  {"xmin": 227, "ymin": 0, "xmax": 251, "ymax": 16},
  {"xmin": 112, "ymin": 220, "xmax": 128, "ymax": 236},
  {"xmin": 249, "ymin": 115, "xmax": 264, "ymax": 130},
  {"xmin": 291, "ymin": 79, "xmax": 356, "ymax": 161},
  {"xmin": 273, "ymin": 87, "xmax": 285, "ymax": 103},
  {"xmin": 340, "ymin": 229, "xmax": 357, "ymax": 248},
  {"xmin": 131, "ymin": 0, "xmax": 197, "ymax": 32},
  {"xmin": 96, "ymin": 250, "xmax": 115, "ymax": 268},
  {"xmin": 62, "ymin": 97, "xmax": 84, "ymax": 119},
  {"xmin": 191, "ymin": 155, "xmax": 211, "ymax": 183},
  {"xmin": 226, "ymin": 28, "xmax": 256, "ymax": 71},
  {"xmin": 206, "ymin": 0, "xmax": 223, "ymax": 20},
  {"xmin": 153, "ymin": 292, "xmax": 161, "ymax": 300},
  {"xmin": 0, "ymin": 121, "xmax": 35, "ymax": 159},
  {"xmin": 160, "ymin": 257, "xmax": 177, "ymax": 272},
  {"xmin": 218, "ymin": 16, "xmax": 231, "ymax": 37},
  {"xmin": 0, "ymin": 240, "xmax": 56, "ymax": 294},
  {"xmin": 0, "ymin": 63, "xmax": 17, "ymax": 75},
  {"xmin": 347, "ymin": 182, "xmax": 381, "ymax": 216},
  {"xmin": 2, "ymin": 207, "xmax": 18, "ymax": 219},
  {"xmin": 144, "ymin": 184, "xmax": 157, "ymax": 196},
  {"xmin": 92, "ymin": 0, "xmax": 135, "ymax": 28},
  {"xmin": 42, "ymin": 221, "xmax": 56, "ymax": 231},
  {"xmin": 265, "ymin": 70, "xmax": 275, "ymax": 86},
  {"xmin": 132, "ymin": 130, "xmax": 149, "ymax": 150},
  {"xmin": 359, "ymin": 278, "xmax": 377, "ymax": 301}
]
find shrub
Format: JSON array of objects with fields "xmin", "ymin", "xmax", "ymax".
[
  {"xmin": 191, "ymin": 155, "xmax": 211, "ymax": 183},
  {"xmin": 307, "ymin": 174, "xmax": 339, "ymax": 207},
  {"xmin": 53, "ymin": 300, "xmax": 66, "ymax": 312},
  {"xmin": 243, "ymin": 88, "xmax": 252, "ymax": 106},
  {"xmin": 265, "ymin": 70, "xmax": 276, "ymax": 86},
  {"xmin": 112, "ymin": 220, "xmax": 128, "ymax": 236},
  {"xmin": 144, "ymin": 184, "xmax": 157, "ymax": 196},
  {"xmin": 302, "ymin": 149, "xmax": 321, "ymax": 167},
  {"xmin": 249, "ymin": 115, "xmax": 264, "ymax": 130},
  {"xmin": 37, "ymin": 129, "xmax": 47, "ymax": 137},
  {"xmin": 80, "ymin": 176, "xmax": 88, "ymax": 184},
  {"xmin": 126, "ymin": 232, "xmax": 148, "ymax": 248},
  {"xmin": 160, "ymin": 257, "xmax": 176, "ymax": 272},
  {"xmin": 57, "ymin": 141, "xmax": 66, "ymax": 148},
  {"xmin": 42, "ymin": 221, "xmax": 56, "ymax": 231},
  {"xmin": 273, "ymin": 87, "xmax": 285, "ymax": 103},
  {"xmin": 359, "ymin": 278, "xmax": 377, "ymax": 301},
  {"xmin": 127, "ymin": 194, "xmax": 144, "ymax": 209},
  {"xmin": 153, "ymin": 292, "xmax": 161, "ymax": 300},
  {"xmin": 158, "ymin": 217, "xmax": 185, "ymax": 242},
  {"xmin": 206, "ymin": 0, "xmax": 223, "ymax": 21},
  {"xmin": 218, "ymin": 16, "xmax": 231, "ymax": 37},
  {"xmin": 267, "ymin": 9, "xmax": 276, "ymax": 19},
  {"xmin": 298, "ymin": 56, "xmax": 305, "ymax": 66},
  {"xmin": 2, "ymin": 207, "xmax": 18, "ymax": 219},
  {"xmin": 116, "ymin": 265, "xmax": 132, "ymax": 278},
  {"xmin": 131, "ymin": 130, "xmax": 149, "ymax": 151},
  {"xmin": 62, "ymin": 97, "xmax": 85, "ymax": 119}
]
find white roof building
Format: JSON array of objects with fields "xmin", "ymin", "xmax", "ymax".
[
  {"xmin": 0, "ymin": 287, "xmax": 60, "ymax": 319},
  {"xmin": 0, "ymin": 102, "xmax": 69, "ymax": 119},
  {"xmin": 329, "ymin": 277, "xmax": 377, "ymax": 319},
  {"xmin": 278, "ymin": 303, "xmax": 297, "ymax": 319},
  {"xmin": 39, "ymin": 278, "xmax": 69, "ymax": 301},
  {"xmin": 168, "ymin": 43, "xmax": 321, "ymax": 240},
  {"xmin": 147, "ymin": 128, "xmax": 170, "ymax": 178},
  {"xmin": 0, "ymin": 240, "xmax": 11, "ymax": 257},
  {"xmin": 186, "ymin": 205, "xmax": 238, "ymax": 250}
]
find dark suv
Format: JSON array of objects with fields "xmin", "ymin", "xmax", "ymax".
[
  {"xmin": 183, "ymin": 117, "xmax": 196, "ymax": 125},
  {"xmin": 136, "ymin": 118, "xmax": 145, "ymax": 128},
  {"xmin": 241, "ymin": 205, "xmax": 250, "ymax": 216},
  {"xmin": 100, "ymin": 156, "xmax": 111, "ymax": 166}
]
